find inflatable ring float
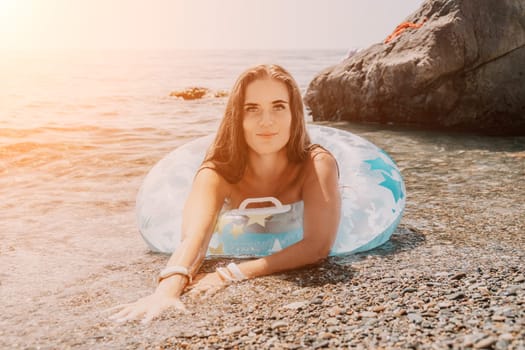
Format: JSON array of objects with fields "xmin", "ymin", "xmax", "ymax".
[{"xmin": 136, "ymin": 125, "xmax": 406, "ymax": 257}]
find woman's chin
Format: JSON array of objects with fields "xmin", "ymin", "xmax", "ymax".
[{"xmin": 247, "ymin": 145, "xmax": 287, "ymax": 157}]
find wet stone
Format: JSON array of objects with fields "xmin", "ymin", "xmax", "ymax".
[
  {"xmin": 474, "ymin": 336, "xmax": 497, "ymax": 349},
  {"xmin": 402, "ymin": 287, "xmax": 417, "ymax": 294},
  {"xmin": 389, "ymin": 292, "xmax": 400, "ymax": 299},
  {"xmin": 492, "ymin": 315, "xmax": 506, "ymax": 322},
  {"xmin": 407, "ymin": 313, "xmax": 423, "ymax": 324},
  {"xmin": 328, "ymin": 306, "xmax": 344, "ymax": 316},
  {"xmin": 313, "ymin": 340, "xmax": 330, "ymax": 349},
  {"xmin": 451, "ymin": 272, "xmax": 467, "ymax": 280},
  {"xmin": 495, "ymin": 339, "xmax": 510, "ymax": 350},
  {"xmin": 359, "ymin": 311, "xmax": 377, "ymax": 319},
  {"xmin": 222, "ymin": 326, "xmax": 243, "ymax": 336},
  {"xmin": 447, "ymin": 292, "xmax": 466, "ymax": 300},
  {"xmin": 283, "ymin": 301, "xmax": 308, "ymax": 310},
  {"xmin": 325, "ymin": 317, "xmax": 339, "ymax": 326},
  {"xmin": 503, "ymin": 286, "xmax": 519, "ymax": 296},
  {"xmin": 499, "ymin": 333, "xmax": 514, "ymax": 341},
  {"xmin": 310, "ymin": 297, "xmax": 323, "ymax": 305},
  {"xmin": 372, "ymin": 305, "xmax": 386, "ymax": 312},
  {"xmin": 395, "ymin": 309, "xmax": 407, "ymax": 316},
  {"xmin": 438, "ymin": 301, "xmax": 453, "ymax": 308},
  {"xmin": 514, "ymin": 276, "xmax": 525, "ymax": 283},
  {"xmin": 271, "ymin": 320, "xmax": 289, "ymax": 330},
  {"xmin": 320, "ymin": 332, "xmax": 336, "ymax": 339}
]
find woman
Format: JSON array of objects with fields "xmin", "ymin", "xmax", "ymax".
[{"xmin": 110, "ymin": 64, "xmax": 341, "ymax": 323}]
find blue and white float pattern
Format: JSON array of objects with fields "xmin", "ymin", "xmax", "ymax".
[{"xmin": 136, "ymin": 125, "xmax": 406, "ymax": 256}]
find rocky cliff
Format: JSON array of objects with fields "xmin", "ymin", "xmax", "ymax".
[{"xmin": 304, "ymin": 0, "xmax": 525, "ymax": 135}]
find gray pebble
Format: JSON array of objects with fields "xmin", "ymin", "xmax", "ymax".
[
  {"xmin": 402, "ymin": 287, "xmax": 417, "ymax": 294},
  {"xmin": 503, "ymin": 285, "xmax": 520, "ymax": 296},
  {"xmin": 495, "ymin": 339, "xmax": 510, "ymax": 350},
  {"xmin": 324, "ymin": 317, "xmax": 339, "ymax": 326},
  {"xmin": 222, "ymin": 326, "xmax": 243, "ymax": 336},
  {"xmin": 499, "ymin": 333, "xmax": 514, "ymax": 341},
  {"xmin": 463, "ymin": 333, "xmax": 487, "ymax": 347},
  {"xmin": 271, "ymin": 320, "xmax": 289, "ymax": 330},
  {"xmin": 283, "ymin": 301, "xmax": 308, "ymax": 310},
  {"xmin": 514, "ymin": 276, "xmax": 525, "ymax": 283},
  {"xmin": 438, "ymin": 301, "xmax": 452, "ymax": 308},
  {"xmin": 407, "ymin": 313, "xmax": 423, "ymax": 324},
  {"xmin": 313, "ymin": 340, "xmax": 330, "ymax": 349},
  {"xmin": 359, "ymin": 311, "xmax": 377, "ymax": 319},
  {"xmin": 447, "ymin": 292, "xmax": 466, "ymax": 300},
  {"xmin": 451, "ymin": 272, "xmax": 467, "ymax": 280},
  {"xmin": 310, "ymin": 297, "xmax": 323, "ymax": 305},
  {"xmin": 474, "ymin": 336, "xmax": 497, "ymax": 349}
]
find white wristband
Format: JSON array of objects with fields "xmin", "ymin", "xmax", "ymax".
[
  {"xmin": 226, "ymin": 263, "xmax": 247, "ymax": 281},
  {"xmin": 216, "ymin": 267, "xmax": 235, "ymax": 283},
  {"xmin": 158, "ymin": 265, "xmax": 192, "ymax": 284}
]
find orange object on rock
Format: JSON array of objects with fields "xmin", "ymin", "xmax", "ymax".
[{"xmin": 384, "ymin": 17, "xmax": 428, "ymax": 43}]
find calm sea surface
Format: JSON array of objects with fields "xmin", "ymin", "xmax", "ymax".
[
  {"xmin": 0, "ymin": 49, "xmax": 346, "ymax": 247},
  {"xmin": 1, "ymin": 49, "xmax": 524, "ymax": 266}
]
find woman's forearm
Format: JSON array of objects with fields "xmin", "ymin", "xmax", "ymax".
[
  {"xmin": 155, "ymin": 230, "xmax": 213, "ymax": 296},
  {"xmin": 236, "ymin": 238, "xmax": 332, "ymax": 279},
  {"xmin": 166, "ymin": 232, "xmax": 211, "ymax": 275},
  {"xmin": 155, "ymin": 168, "xmax": 227, "ymax": 296}
]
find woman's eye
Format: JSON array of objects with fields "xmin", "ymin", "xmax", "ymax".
[
  {"xmin": 245, "ymin": 106, "xmax": 259, "ymax": 113},
  {"xmin": 273, "ymin": 104, "xmax": 285, "ymax": 111}
]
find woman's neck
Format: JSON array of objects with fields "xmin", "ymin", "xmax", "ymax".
[{"xmin": 245, "ymin": 149, "xmax": 289, "ymax": 182}]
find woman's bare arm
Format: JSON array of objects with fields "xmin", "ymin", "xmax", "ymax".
[
  {"xmin": 157, "ymin": 167, "xmax": 229, "ymax": 294},
  {"xmin": 235, "ymin": 152, "xmax": 341, "ymax": 278},
  {"xmin": 109, "ymin": 167, "xmax": 228, "ymax": 323}
]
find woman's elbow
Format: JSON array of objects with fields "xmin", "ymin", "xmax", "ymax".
[{"xmin": 308, "ymin": 242, "xmax": 332, "ymax": 264}]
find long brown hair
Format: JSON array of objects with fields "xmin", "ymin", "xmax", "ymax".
[{"xmin": 203, "ymin": 64, "xmax": 311, "ymax": 183}]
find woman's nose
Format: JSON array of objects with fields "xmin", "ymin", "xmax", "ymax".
[{"xmin": 259, "ymin": 110, "xmax": 274, "ymax": 126}]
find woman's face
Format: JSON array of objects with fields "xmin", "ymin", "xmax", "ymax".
[{"xmin": 242, "ymin": 78, "xmax": 292, "ymax": 157}]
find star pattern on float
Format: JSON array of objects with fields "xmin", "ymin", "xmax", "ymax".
[
  {"xmin": 270, "ymin": 239, "xmax": 282, "ymax": 252},
  {"xmin": 230, "ymin": 223, "xmax": 245, "ymax": 238},
  {"xmin": 379, "ymin": 173, "xmax": 404, "ymax": 203},
  {"xmin": 364, "ymin": 157, "xmax": 394, "ymax": 175},
  {"xmin": 245, "ymin": 214, "xmax": 271, "ymax": 228},
  {"xmin": 214, "ymin": 216, "xmax": 228, "ymax": 233},
  {"xmin": 208, "ymin": 243, "xmax": 224, "ymax": 255}
]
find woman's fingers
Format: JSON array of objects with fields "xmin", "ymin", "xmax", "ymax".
[
  {"xmin": 140, "ymin": 299, "xmax": 186, "ymax": 324},
  {"xmin": 108, "ymin": 306, "xmax": 133, "ymax": 320},
  {"xmin": 203, "ymin": 286, "xmax": 222, "ymax": 299},
  {"xmin": 108, "ymin": 294, "xmax": 189, "ymax": 324},
  {"xmin": 116, "ymin": 307, "xmax": 146, "ymax": 323},
  {"xmin": 141, "ymin": 314, "xmax": 154, "ymax": 324},
  {"xmin": 141, "ymin": 307, "xmax": 160, "ymax": 324},
  {"xmin": 104, "ymin": 303, "xmax": 132, "ymax": 313},
  {"xmin": 171, "ymin": 298, "xmax": 188, "ymax": 312},
  {"xmin": 108, "ymin": 300, "xmax": 147, "ymax": 323},
  {"xmin": 186, "ymin": 285, "xmax": 206, "ymax": 301}
]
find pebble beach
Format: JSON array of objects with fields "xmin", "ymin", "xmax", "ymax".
[
  {"xmin": 1, "ymin": 49, "xmax": 524, "ymax": 349},
  {"xmin": 2, "ymin": 121, "xmax": 524, "ymax": 349}
]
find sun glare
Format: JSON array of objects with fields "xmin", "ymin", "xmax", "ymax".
[
  {"xmin": 0, "ymin": 0, "xmax": 20, "ymax": 28},
  {"xmin": 0, "ymin": 0, "xmax": 34, "ymax": 49}
]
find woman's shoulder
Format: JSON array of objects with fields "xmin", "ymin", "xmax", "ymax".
[
  {"xmin": 195, "ymin": 161, "xmax": 232, "ymax": 193},
  {"xmin": 303, "ymin": 145, "xmax": 339, "ymax": 180},
  {"xmin": 307, "ymin": 144, "xmax": 337, "ymax": 166}
]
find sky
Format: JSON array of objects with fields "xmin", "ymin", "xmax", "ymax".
[{"xmin": 0, "ymin": 0, "xmax": 424, "ymax": 50}]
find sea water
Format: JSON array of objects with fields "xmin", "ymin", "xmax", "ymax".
[{"xmin": 1, "ymin": 49, "xmax": 524, "ymax": 296}]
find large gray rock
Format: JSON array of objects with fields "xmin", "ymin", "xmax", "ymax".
[{"xmin": 304, "ymin": 0, "xmax": 525, "ymax": 135}]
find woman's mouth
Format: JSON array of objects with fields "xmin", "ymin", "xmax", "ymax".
[{"xmin": 256, "ymin": 132, "xmax": 278, "ymax": 137}]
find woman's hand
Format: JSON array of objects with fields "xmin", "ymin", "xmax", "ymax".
[
  {"xmin": 187, "ymin": 272, "xmax": 227, "ymax": 299},
  {"xmin": 108, "ymin": 291, "xmax": 186, "ymax": 324}
]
